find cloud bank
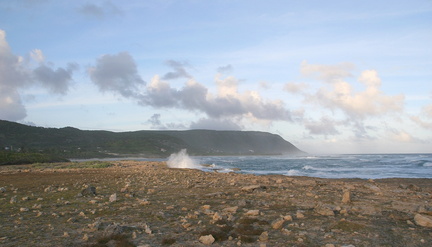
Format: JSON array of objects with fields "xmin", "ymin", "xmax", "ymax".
[
  {"xmin": 0, "ymin": 30, "xmax": 76, "ymax": 121},
  {"xmin": 87, "ymin": 52, "xmax": 292, "ymax": 129}
]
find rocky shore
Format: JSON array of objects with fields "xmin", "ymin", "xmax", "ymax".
[{"xmin": 0, "ymin": 161, "xmax": 431, "ymax": 246}]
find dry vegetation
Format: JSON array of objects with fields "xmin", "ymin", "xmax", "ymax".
[{"xmin": 0, "ymin": 161, "xmax": 431, "ymax": 246}]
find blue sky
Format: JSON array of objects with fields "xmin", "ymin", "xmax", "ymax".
[{"xmin": 1, "ymin": 0, "xmax": 431, "ymax": 154}]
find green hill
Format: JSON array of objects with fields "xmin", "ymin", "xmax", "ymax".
[{"xmin": 0, "ymin": 120, "xmax": 304, "ymax": 158}]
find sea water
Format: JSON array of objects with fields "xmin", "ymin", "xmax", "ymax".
[
  {"xmin": 196, "ymin": 153, "xmax": 432, "ymax": 179},
  {"xmin": 75, "ymin": 153, "xmax": 432, "ymax": 179}
]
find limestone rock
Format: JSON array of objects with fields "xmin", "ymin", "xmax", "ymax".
[
  {"xmin": 271, "ymin": 218, "xmax": 285, "ymax": 229},
  {"xmin": 223, "ymin": 206, "xmax": 238, "ymax": 214},
  {"xmin": 241, "ymin": 185, "xmax": 265, "ymax": 192},
  {"xmin": 259, "ymin": 231, "xmax": 269, "ymax": 242},
  {"xmin": 10, "ymin": 196, "xmax": 17, "ymax": 204},
  {"xmin": 342, "ymin": 190, "xmax": 351, "ymax": 203},
  {"xmin": 212, "ymin": 212, "xmax": 222, "ymax": 221},
  {"xmin": 296, "ymin": 211, "xmax": 305, "ymax": 219},
  {"xmin": 199, "ymin": 234, "xmax": 215, "ymax": 245},
  {"xmin": 245, "ymin": 209, "xmax": 260, "ymax": 216},
  {"xmin": 414, "ymin": 214, "xmax": 432, "ymax": 227},
  {"xmin": 315, "ymin": 205, "xmax": 335, "ymax": 216},
  {"xmin": 109, "ymin": 193, "xmax": 117, "ymax": 202}
]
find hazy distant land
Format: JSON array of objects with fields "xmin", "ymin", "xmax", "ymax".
[{"xmin": 0, "ymin": 120, "xmax": 304, "ymax": 164}]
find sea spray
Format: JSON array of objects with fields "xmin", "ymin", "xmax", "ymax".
[{"xmin": 167, "ymin": 149, "xmax": 198, "ymax": 169}]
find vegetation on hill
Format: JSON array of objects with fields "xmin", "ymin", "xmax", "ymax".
[{"xmin": 0, "ymin": 120, "xmax": 304, "ymax": 159}]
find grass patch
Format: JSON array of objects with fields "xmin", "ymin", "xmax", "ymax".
[
  {"xmin": 331, "ymin": 220, "xmax": 366, "ymax": 232},
  {"xmin": 0, "ymin": 152, "xmax": 69, "ymax": 166}
]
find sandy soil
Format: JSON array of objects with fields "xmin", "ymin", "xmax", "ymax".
[{"xmin": 0, "ymin": 161, "xmax": 431, "ymax": 247}]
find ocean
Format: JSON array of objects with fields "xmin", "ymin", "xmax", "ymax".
[
  {"xmin": 78, "ymin": 153, "xmax": 432, "ymax": 179},
  {"xmin": 196, "ymin": 153, "xmax": 432, "ymax": 179}
]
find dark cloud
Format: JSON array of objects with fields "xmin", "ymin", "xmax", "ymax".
[
  {"xmin": 147, "ymin": 113, "xmax": 187, "ymax": 130},
  {"xmin": 0, "ymin": 30, "xmax": 75, "ymax": 121},
  {"xmin": 33, "ymin": 63, "xmax": 78, "ymax": 95},
  {"xmin": 139, "ymin": 75, "xmax": 292, "ymax": 121},
  {"xmin": 148, "ymin": 113, "xmax": 162, "ymax": 128},
  {"xmin": 162, "ymin": 60, "xmax": 192, "ymax": 80},
  {"xmin": 77, "ymin": 1, "xmax": 122, "ymax": 19},
  {"xmin": 87, "ymin": 52, "xmax": 293, "ymax": 128},
  {"xmin": 88, "ymin": 52, "xmax": 145, "ymax": 98}
]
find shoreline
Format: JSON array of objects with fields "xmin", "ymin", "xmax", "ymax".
[{"xmin": 1, "ymin": 161, "xmax": 431, "ymax": 246}]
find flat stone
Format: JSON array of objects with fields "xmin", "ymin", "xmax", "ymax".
[{"xmin": 414, "ymin": 214, "xmax": 432, "ymax": 227}]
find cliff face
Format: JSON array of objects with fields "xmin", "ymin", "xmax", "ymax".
[{"xmin": 0, "ymin": 120, "xmax": 304, "ymax": 157}]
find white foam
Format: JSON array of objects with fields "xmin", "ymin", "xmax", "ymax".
[{"xmin": 167, "ymin": 149, "xmax": 198, "ymax": 169}]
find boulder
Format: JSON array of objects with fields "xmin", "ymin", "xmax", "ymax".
[
  {"xmin": 414, "ymin": 214, "xmax": 432, "ymax": 228},
  {"xmin": 199, "ymin": 234, "xmax": 215, "ymax": 245},
  {"xmin": 81, "ymin": 186, "xmax": 96, "ymax": 196}
]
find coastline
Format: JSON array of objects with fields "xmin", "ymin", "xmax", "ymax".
[{"xmin": 1, "ymin": 161, "xmax": 431, "ymax": 246}]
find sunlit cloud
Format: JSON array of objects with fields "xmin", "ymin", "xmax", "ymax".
[{"xmin": 0, "ymin": 30, "xmax": 76, "ymax": 121}]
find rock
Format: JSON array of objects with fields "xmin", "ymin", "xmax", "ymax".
[
  {"xmin": 407, "ymin": 184, "xmax": 422, "ymax": 192},
  {"xmin": 283, "ymin": 215, "xmax": 293, "ymax": 221},
  {"xmin": 213, "ymin": 212, "xmax": 222, "ymax": 221},
  {"xmin": 364, "ymin": 184, "xmax": 381, "ymax": 194},
  {"xmin": 0, "ymin": 187, "xmax": 6, "ymax": 193},
  {"xmin": 296, "ymin": 211, "xmax": 305, "ymax": 219},
  {"xmin": 315, "ymin": 206, "xmax": 335, "ymax": 216},
  {"xmin": 104, "ymin": 223, "xmax": 135, "ymax": 236},
  {"xmin": 245, "ymin": 210, "xmax": 260, "ymax": 216},
  {"xmin": 223, "ymin": 206, "xmax": 238, "ymax": 214},
  {"xmin": 199, "ymin": 234, "xmax": 215, "ymax": 245},
  {"xmin": 44, "ymin": 186, "xmax": 56, "ymax": 193},
  {"xmin": 241, "ymin": 185, "xmax": 265, "ymax": 192},
  {"xmin": 342, "ymin": 190, "xmax": 351, "ymax": 203},
  {"xmin": 109, "ymin": 193, "xmax": 117, "ymax": 202},
  {"xmin": 259, "ymin": 231, "xmax": 269, "ymax": 242},
  {"xmin": 81, "ymin": 186, "xmax": 96, "ymax": 196},
  {"xmin": 271, "ymin": 218, "xmax": 285, "ymax": 229},
  {"xmin": 414, "ymin": 214, "xmax": 432, "ymax": 227},
  {"xmin": 10, "ymin": 196, "xmax": 17, "ymax": 204},
  {"xmin": 20, "ymin": 207, "xmax": 29, "ymax": 212}
]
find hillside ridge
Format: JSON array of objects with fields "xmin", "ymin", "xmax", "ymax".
[{"xmin": 0, "ymin": 120, "xmax": 304, "ymax": 158}]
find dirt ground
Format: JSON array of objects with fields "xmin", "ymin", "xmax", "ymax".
[{"xmin": 0, "ymin": 161, "xmax": 431, "ymax": 247}]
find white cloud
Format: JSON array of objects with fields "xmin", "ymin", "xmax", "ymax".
[
  {"xmin": 302, "ymin": 62, "xmax": 404, "ymax": 119},
  {"xmin": 0, "ymin": 29, "xmax": 76, "ymax": 121},
  {"xmin": 304, "ymin": 116, "xmax": 340, "ymax": 135},
  {"xmin": 283, "ymin": 82, "xmax": 308, "ymax": 94},
  {"xmin": 389, "ymin": 130, "xmax": 415, "ymax": 143},
  {"xmin": 30, "ymin": 49, "xmax": 44, "ymax": 63}
]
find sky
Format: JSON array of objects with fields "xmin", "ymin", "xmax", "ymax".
[{"xmin": 0, "ymin": 0, "xmax": 431, "ymax": 154}]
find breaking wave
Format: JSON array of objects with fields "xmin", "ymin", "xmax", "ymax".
[{"xmin": 167, "ymin": 149, "xmax": 199, "ymax": 169}]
